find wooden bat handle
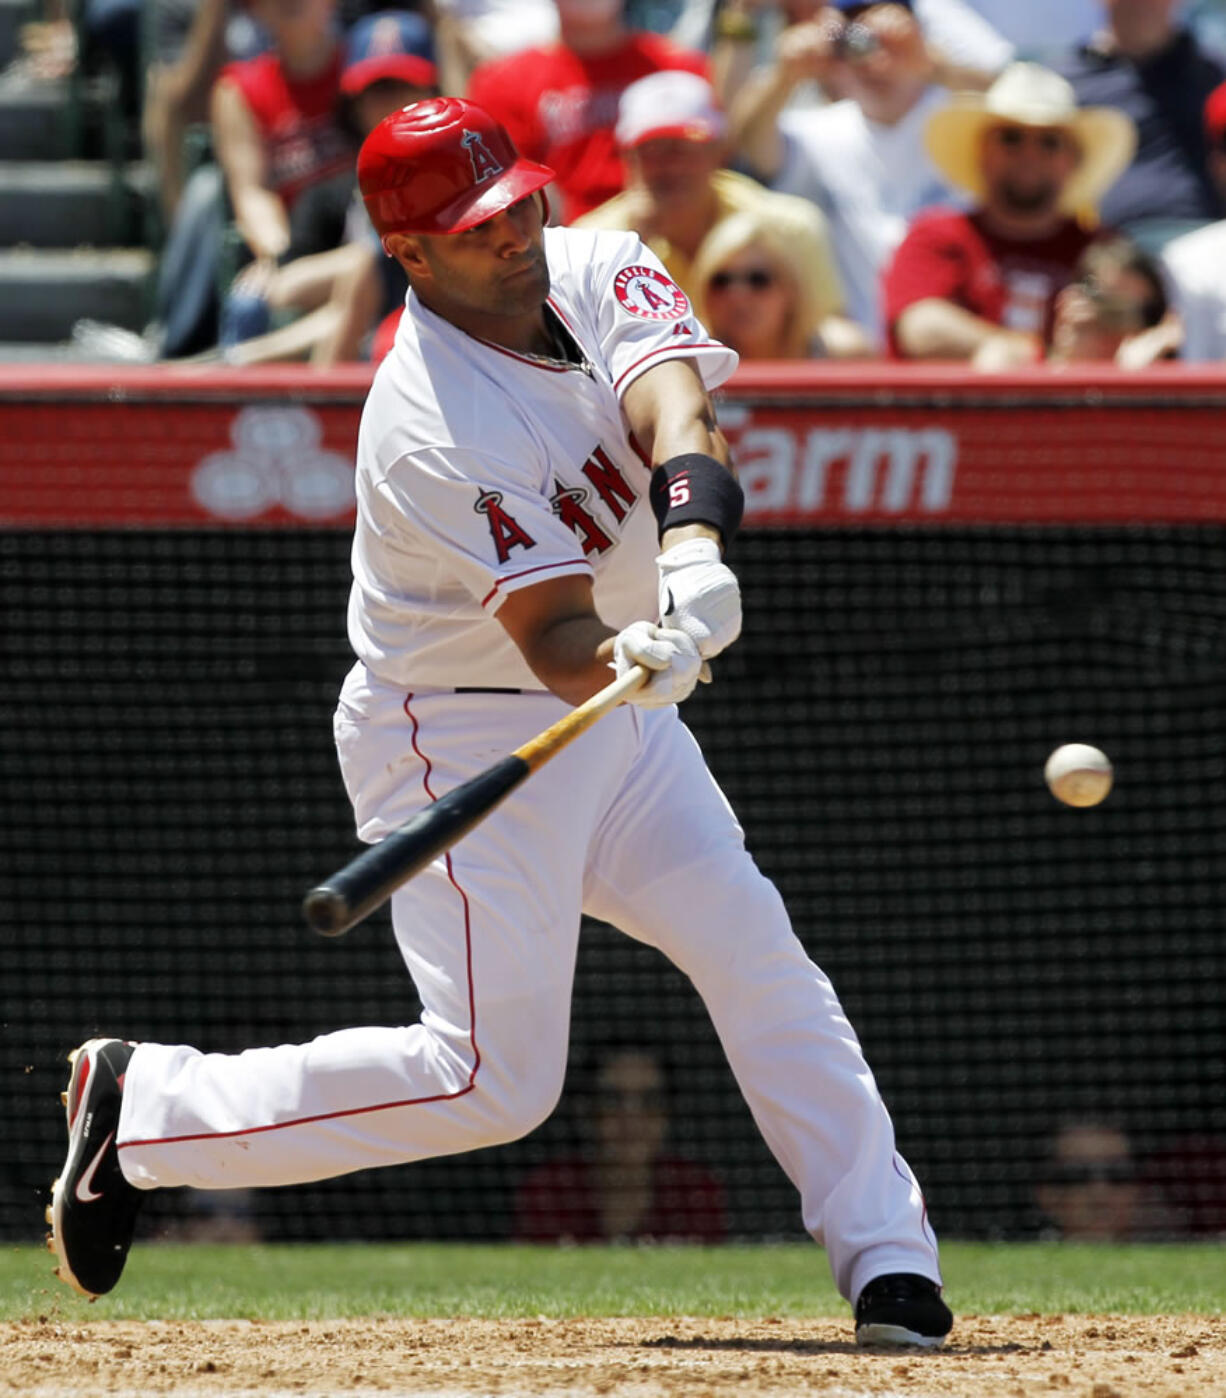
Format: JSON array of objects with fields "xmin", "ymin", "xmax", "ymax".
[{"xmin": 512, "ymin": 664, "xmax": 647, "ymax": 771}]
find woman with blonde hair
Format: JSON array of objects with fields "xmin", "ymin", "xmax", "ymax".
[{"xmin": 692, "ymin": 208, "xmax": 867, "ymax": 360}]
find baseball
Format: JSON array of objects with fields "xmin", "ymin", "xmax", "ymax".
[{"xmin": 1044, "ymin": 743, "xmax": 1114, "ymax": 807}]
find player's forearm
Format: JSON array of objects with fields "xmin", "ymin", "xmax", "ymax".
[
  {"xmin": 516, "ymin": 611, "xmax": 620, "ymax": 707},
  {"xmin": 623, "ymin": 359, "xmax": 732, "ymax": 471}
]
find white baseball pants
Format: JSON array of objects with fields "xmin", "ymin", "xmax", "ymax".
[{"xmin": 118, "ymin": 662, "xmax": 941, "ymax": 1302}]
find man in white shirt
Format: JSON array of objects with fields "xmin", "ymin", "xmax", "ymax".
[
  {"xmin": 1162, "ymin": 80, "xmax": 1226, "ymax": 360},
  {"xmin": 730, "ymin": 0, "xmax": 963, "ymax": 344}
]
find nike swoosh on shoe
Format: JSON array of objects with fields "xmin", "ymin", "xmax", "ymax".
[{"xmin": 74, "ymin": 1131, "xmax": 115, "ymax": 1204}]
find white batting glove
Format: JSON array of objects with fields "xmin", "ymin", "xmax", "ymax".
[
  {"xmin": 612, "ymin": 620, "xmax": 704, "ymax": 708},
  {"xmin": 657, "ymin": 537, "xmax": 742, "ymax": 661}
]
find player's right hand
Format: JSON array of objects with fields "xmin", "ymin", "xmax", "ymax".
[{"xmin": 613, "ymin": 621, "xmax": 704, "ymax": 708}]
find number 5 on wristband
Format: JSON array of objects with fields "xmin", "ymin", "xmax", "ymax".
[{"xmin": 649, "ymin": 453, "xmax": 744, "ymax": 546}]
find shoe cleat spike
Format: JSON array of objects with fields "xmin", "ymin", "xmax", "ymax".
[
  {"xmin": 46, "ymin": 1233, "xmax": 55, "ymax": 1252},
  {"xmin": 61, "ymin": 1091, "xmax": 68, "ymax": 1106},
  {"xmin": 44, "ymin": 1203, "xmax": 53, "ymax": 1225}
]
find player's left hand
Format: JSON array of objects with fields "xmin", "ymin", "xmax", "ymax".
[
  {"xmin": 657, "ymin": 538, "xmax": 742, "ymax": 661},
  {"xmin": 613, "ymin": 621, "xmax": 704, "ymax": 707}
]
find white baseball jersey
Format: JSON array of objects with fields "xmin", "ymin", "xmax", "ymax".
[
  {"xmin": 115, "ymin": 218, "xmax": 943, "ymax": 1317},
  {"xmin": 347, "ymin": 226, "xmax": 737, "ymax": 690}
]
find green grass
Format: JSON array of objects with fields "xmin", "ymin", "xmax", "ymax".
[{"xmin": 4, "ymin": 1241, "xmax": 1223, "ymax": 1323}]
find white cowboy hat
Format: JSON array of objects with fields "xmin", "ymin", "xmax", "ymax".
[{"xmin": 925, "ymin": 62, "xmax": 1137, "ymax": 218}]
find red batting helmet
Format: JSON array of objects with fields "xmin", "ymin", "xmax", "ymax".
[{"xmin": 358, "ymin": 96, "xmax": 555, "ymax": 240}]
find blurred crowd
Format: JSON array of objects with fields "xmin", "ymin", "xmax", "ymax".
[{"xmin": 23, "ymin": 0, "xmax": 1226, "ymax": 368}]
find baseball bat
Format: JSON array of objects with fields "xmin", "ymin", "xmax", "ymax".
[{"xmin": 302, "ymin": 665, "xmax": 648, "ymax": 937}]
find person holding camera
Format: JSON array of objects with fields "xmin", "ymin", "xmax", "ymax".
[{"xmin": 727, "ymin": 1, "xmax": 964, "ymax": 346}]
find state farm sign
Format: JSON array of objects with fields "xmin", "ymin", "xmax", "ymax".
[{"xmin": 720, "ymin": 407, "xmax": 957, "ymax": 523}]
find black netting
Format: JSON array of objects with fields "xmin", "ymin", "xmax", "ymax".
[{"xmin": 4, "ymin": 525, "xmax": 1225, "ymax": 1244}]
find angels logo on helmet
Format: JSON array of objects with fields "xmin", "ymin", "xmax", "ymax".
[{"xmin": 461, "ymin": 128, "xmax": 504, "ymax": 184}]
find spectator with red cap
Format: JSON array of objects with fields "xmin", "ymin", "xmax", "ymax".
[
  {"xmin": 1161, "ymin": 80, "xmax": 1226, "ymax": 360},
  {"xmin": 577, "ymin": 68, "xmax": 868, "ymax": 356},
  {"xmin": 882, "ymin": 63, "xmax": 1135, "ymax": 366},
  {"xmin": 219, "ymin": 8, "xmax": 440, "ymax": 363},
  {"xmin": 463, "ymin": 0, "xmax": 709, "ymax": 223}
]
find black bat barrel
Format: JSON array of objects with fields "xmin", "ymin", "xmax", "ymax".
[{"xmin": 302, "ymin": 753, "xmax": 531, "ymax": 936}]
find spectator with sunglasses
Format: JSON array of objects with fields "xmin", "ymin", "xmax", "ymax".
[
  {"xmin": 883, "ymin": 62, "xmax": 1137, "ymax": 365},
  {"xmin": 688, "ymin": 207, "xmax": 840, "ymax": 357},
  {"xmin": 511, "ymin": 1044, "xmax": 727, "ymax": 1244}
]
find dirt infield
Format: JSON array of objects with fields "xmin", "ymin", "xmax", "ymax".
[{"xmin": 3, "ymin": 1313, "xmax": 1222, "ymax": 1397}]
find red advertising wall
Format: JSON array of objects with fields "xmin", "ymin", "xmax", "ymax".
[{"xmin": 2, "ymin": 363, "xmax": 1225, "ymax": 527}]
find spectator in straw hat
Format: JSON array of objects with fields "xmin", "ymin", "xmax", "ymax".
[
  {"xmin": 1160, "ymin": 80, "xmax": 1226, "ymax": 361},
  {"xmin": 882, "ymin": 61, "xmax": 1136, "ymax": 366},
  {"xmin": 576, "ymin": 69, "xmax": 870, "ymax": 356}
]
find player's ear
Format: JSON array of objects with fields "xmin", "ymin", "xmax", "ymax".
[{"xmin": 386, "ymin": 233, "xmax": 429, "ymax": 275}]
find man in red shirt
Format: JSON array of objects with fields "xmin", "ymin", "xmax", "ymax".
[
  {"xmin": 882, "ymin": 62, "xmax": 1137, "ymax": 366},
  {"xmin": 464, "ymin": 0, "xmax": 708, "ymax": 223}
]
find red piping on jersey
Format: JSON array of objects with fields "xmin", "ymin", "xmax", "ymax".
[
  {"xmin": 546, "ymin": 297, "xmax": 579, "ymax": 338},
  {"xmin": 480, "ymin": 558, "xmax": 590, "ymax": 608},
  {"xmin": 612, "ymin": 341, "xmax": 726, "ymax": 396},
  {"xmin": 405, "ymin": 690, "xmax": 482, "ymax": 1095},
  {"xmin": 119, "ymin": 697, "xmax": 482, "ymax": 1153}
]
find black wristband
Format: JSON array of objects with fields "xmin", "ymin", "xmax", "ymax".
[{"xmin": 648, "ymin": 453, "xmax": 744, "ymax": 546}]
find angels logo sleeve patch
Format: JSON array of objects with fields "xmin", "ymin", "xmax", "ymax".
[
  {"xmin": 582, "ymin": 233, "xmax": 738, "ymax": 398},
  {"xmin": 613, "ymin": 266, "xmax": 690, "ymax": 321}
]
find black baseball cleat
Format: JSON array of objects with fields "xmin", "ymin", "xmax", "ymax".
[
  {"xmin": 46, "ymin": 1038, "xmax": 143, "ymax": 1299},
  {"xmin": 854, "ymin": 1272, "xmax": 953, "ymax": 1348}
]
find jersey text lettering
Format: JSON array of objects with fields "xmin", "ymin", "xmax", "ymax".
[
  {"xmin": 581, "ymin": 446, "xmax": 637, "ymax": 523},
  {"xmin": 551, "ymin": 482, "xmax": 613, "ymax": 555}
]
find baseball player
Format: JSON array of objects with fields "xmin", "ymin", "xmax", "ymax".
[{"xmin": 48, "ymin": 96, "xmax": 952, "ymax": 1349}]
